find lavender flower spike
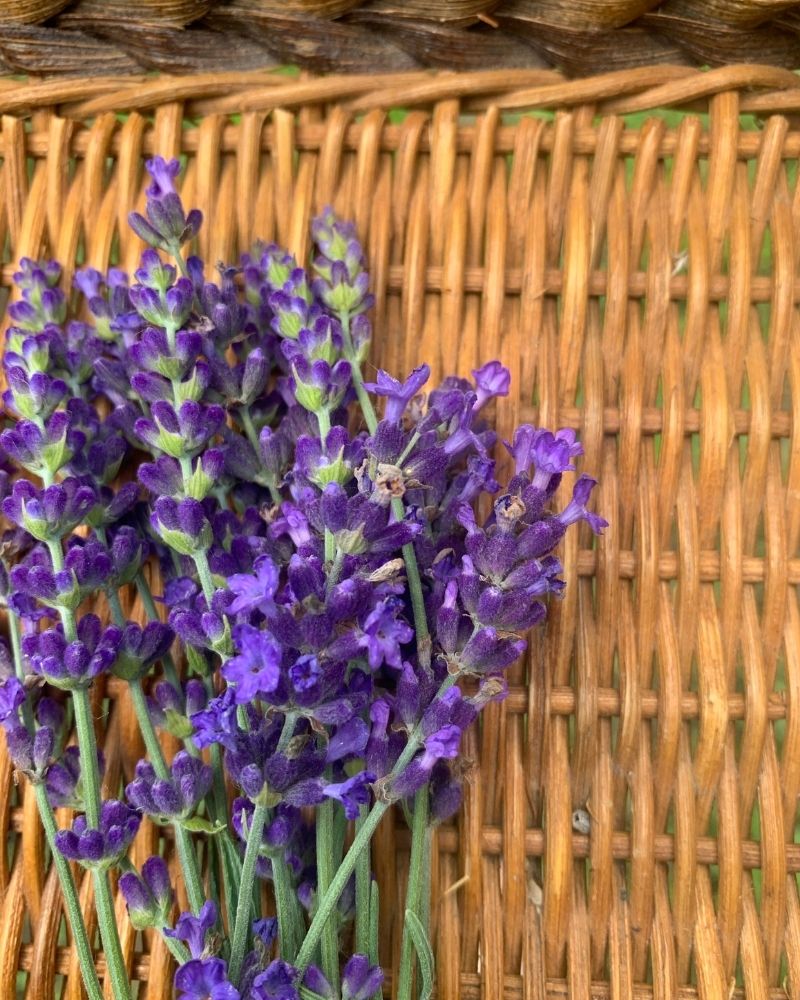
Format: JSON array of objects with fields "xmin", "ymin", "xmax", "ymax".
[{"xmin": 55, "ymin": 800, "xmax": 141, "ymax": 870}]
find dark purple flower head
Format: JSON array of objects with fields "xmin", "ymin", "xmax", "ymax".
[
  {"xmin": 135, "ymin": 400, "xmax": 225, "ymax": 461},
  {"xmin": 166, "ymin": 900, "xmax": 218, "ymax": 959},
  {"xmin": 119, "ymin": 855, "xmax": 174, "ymax": 930},
  {"xmin": 125, "ymin": 750, "xmax": 212, "ymax": 822},
  {"xmin": 4, "ymin": 721, "xmax": 55, "ymax": 781},
  {"xmin": 112, "ymin": 621, "xmax": 174, "ymax": 681},
  {"xmin": 174, "ymin": 957, "xmax": 239, "ymax": 1000},
  {"xmin": 45, "ymin": 745, "xmax": 106, "ymax": 809},
  {"xmin": 148, "ymin": 679, "xmax": 206, "ymax": 740},
  {"xmin": 342, "ymin": 955, "xmax": 384, "ymax": 1000},
  {"xmin": 23, "ymin": 615, "xmax": 122, "ymax": 690},
  {"xmin": 151, "ymin": 496, "xmax": 212, "ymax": 556},
  {"xmin": 2, "ymin": 477, "xmax": 97, "ymax": 543},
  {"xmin": 55, "ymin": 799, "xmax": 140, "ymax": 870}
]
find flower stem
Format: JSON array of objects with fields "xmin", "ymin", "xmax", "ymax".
[
  {"xmin": 316, "ymin": 784, "xmax": 340, "ymax": 994},
  {"xmin": 128, "ymin": 678, "xmax": 206, "ymax": 914},
  {"xmin": 72, "ymin": 688, "xmax": 132, "ymax": 1000},
  {"xmin": 354, "ymin": 806, "xmax": 372, "ymax": 956},
  {"xmin": 228, "ymin": 802, "xmax": 268, "ymax": 986},
  {"xmin": 32, "ymin": 786, "xmax": 104, "ymax": 1000},
  {"xmin": 396, "ymin": 789, "xmax": 430, "ymax": 1000},
  {"xmin": 8, "ymin": 595, "xmax": 103, "ymax": 1000},
  {"xmin": 339, "ymin": 312, "xmax": 378, "ymax": 436},
  {"xmin": 295, "ymin": 676, "xmax": 456, "ymax": 975}
]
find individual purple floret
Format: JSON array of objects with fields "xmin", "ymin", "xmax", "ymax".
[
  {"xmin": 119, "ymin": 855, "xmax": 174, "ymax": 930},
  {"xmin": 165, "ymin": 899, "xmax": 218, "ymax": 958},
  {"xmin": 125, "ymin": 750, "xmax": 212, "ymax": 823},
  {"xmin": 55, "ymin": 799, "xmax": 140, "ymax": 870},
  {"xmin": 342, "ymin": 955, "xmax": 384, "ymax": 1000},
  {"xmin": 175, "ymin": 958, "xmax": 239, "ymax": 1000}
]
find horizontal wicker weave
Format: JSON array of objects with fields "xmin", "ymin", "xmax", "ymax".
[
  {"xmin": 1, "ymin": 63, "xmax": 800, "ymax": 998},
  {"xmin": 6, "ymin": 1, "xmax": 800, "ymax": 75}
]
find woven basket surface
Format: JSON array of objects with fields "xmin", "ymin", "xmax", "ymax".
[
  {"xmin": 1, "ymin": 64, "xmax": 800, "ymax": 999},
  {"xmin": 5, "ymin": 0, "xmax": 800, "ymax": 75}
]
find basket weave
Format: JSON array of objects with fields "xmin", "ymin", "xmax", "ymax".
[
  {"xmin": 5, "ymin": 0, "xmax": 800, "ymax": 76},
  {"xmin": 1, "ymin": 64, "xmax": 800, "ymax": 999}
]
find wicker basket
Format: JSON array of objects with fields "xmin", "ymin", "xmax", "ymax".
[
  {"xmin": 1, "ymin": 64, "xmax": 800, "ymax": 999},
  {"xmin": 5, "ymin": 1, "xmax": 800, "ymax": 75}
]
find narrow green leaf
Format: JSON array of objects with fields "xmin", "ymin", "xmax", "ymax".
[{"xmin": 404, "ymin": 908, "xmax": 435, "ymax": 1000}]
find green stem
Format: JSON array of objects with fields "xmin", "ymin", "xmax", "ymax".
[
  {"xmin": 296, "ymin": 799, "xmax": 389, "ymax": 974},
  {"xmin": 33, "ymin": 788, "xmax": 104, "ymax": 1000},
  {"xmin": 295, "ymin": 676, "xmax": 456, "ymax": 975},
  {"xmin": 128, "ymin": 678, "xmax": 206, "ymax": 915},
  {"xmin": 228, "ymin": 802, "xmax": 268, "ymax": 986},
  {"xmin": 316, "ymin": 784, "xmax": 340, "ymax": 994},
  {"xmin": 396, "ymin": 790, "xmax": 430, "ymax": 1000},
  {"xmin": 272, "ymin": 854, "xmax": 303, "ymax": 960},
  {"xmin": 192, "ymin": 548, "xmax": 218, "ymax": 608},
  {"xmin": 354, "ymin": 807, "xmax": 372, "ymax": 956},
  {"xmin": 339, "ymin": 313, "xmax": 378, "ymax": 435},
  {"xmin": 71, "ymin": 688, "xmax": 132, "ymax": 999},
  {"xmin": 6, "ymin": 611, "xmax": 102, "ymax": 999},
  {"xmin": 239, "ymin": 407, "xmax": 262, "ymax": 455}
]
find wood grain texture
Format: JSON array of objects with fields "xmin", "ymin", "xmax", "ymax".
[
  {"xmin": 5, "ymin": 0, "xmax": 800, "ymax": 74},
  {"xmin": 0, "ymin": 66, "xmax": 798, "ymax": 998}
]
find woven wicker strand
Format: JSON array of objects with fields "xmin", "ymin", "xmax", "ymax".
[
  {"xmin": 4, "ymin": 0, "xmax": 800, "ymax": 75},
  {"xmin": 0, "ymin": 65, "xmax": 799, "ymax": 1000}
]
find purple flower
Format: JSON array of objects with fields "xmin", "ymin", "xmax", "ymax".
[
  {"xmin": 2, "ymin": 477, "xmax": 97, "ymax": 543},
  {"xmin": 472, "ymin": 360, "xmax": 510, "ymax": 411},
  {"xmin": 22, "ymin": 614, "xmax": 122, "ymax": 689},
  {"xmin": 55, "ymin": 799, "xmax": 140, "ymax": 870},
  {"xmin": 190, "ymin": 688, "xmax": 240, "ymax": 750},
  {"xmin": 119, "ymin": 855, "xmax": 174, "ymax": 930},
  {"xmin": 342, "ymin": 955, "xmax": 384, "ymax": 1000},
  {"xmin": 363, "ymin": 364, "xmax": 430, "ymax": 423},
  {"xmin": 555, "ymin": 474, "xmax": 608, "ymax": 534},
  {"xmin": 226, "ymin": 556, "xmax": 279, "ymax": 616},
  {"xmin": 150, "ymin": 496, "xmax": 212, "ymax": 556},
  {"xmin": 357, "ymin": 598, "xmax": 413, "ymax": 670},
  {"xmin": 323, "ymin": 771, "xmax": 375, "ymax": 820},
  {"xmin": 250, "ymin": 959, "xmax": 300, "ymax": 1000},
  {"xmin": 129, "ymin": 157, "xmax": 202, "ymax": 251},
  {"xmin": 0, "ymin": 676, "xmax": 25, "ymax": 726},
  {"xmin": 125, "ymin": 751, "xmax": 212, "ymax": 822},
  {"xmin": 222, "ymin": 624, "xmax": 282, "ymax": 703},
  {"xmin": 112, "ymin": 620, "xmax": 174, "ymax": 680},
  {"xmin": 165, "ymin": 900, "xmax": 218, "ymax": 959},
  {"xmin": 45, "ymin": 745, "xmax": 105, "ymax": 809},
  {"xmin": 174, "ymin": 958, "xmax": 239, "ymax": 1000}
]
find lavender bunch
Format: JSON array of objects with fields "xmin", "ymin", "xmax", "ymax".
[{"xmin": 0, "ymin": 156, "xmax": 606, "ymax": 1000}]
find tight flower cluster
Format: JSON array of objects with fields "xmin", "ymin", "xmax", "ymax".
[{"xmin": 0, "ymin": 156, "xmax": 605, "ymax": 1000}]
